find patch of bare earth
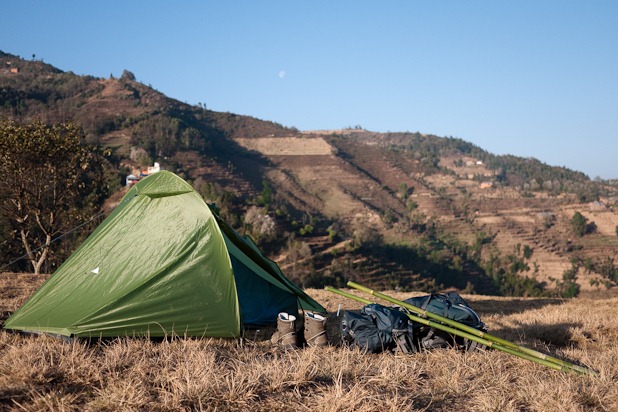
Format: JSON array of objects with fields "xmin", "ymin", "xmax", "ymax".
[
  {"xmin": 234, "ymin": 137, "xmax": 333, "ymax": 156},
  {"xmin": 238, "ymin": 136, "xmax": 380, "ymax": 218}
]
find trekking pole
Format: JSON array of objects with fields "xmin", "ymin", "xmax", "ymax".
[
  {"xmin": 345, "ymin": 282, "xmax": 597, "ymax": 376},
  {"xmin": 326, "ymin": 286, "xmax": 571, "ymax": 372}
]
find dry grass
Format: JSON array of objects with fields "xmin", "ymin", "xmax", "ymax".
[{"xmin": 1, "ymin": 274, "xmax": 617, "ymax": 411}]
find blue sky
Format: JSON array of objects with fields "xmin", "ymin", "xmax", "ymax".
[{"xmin": 2, "ymin": 1, "xmax": 617, "ymax": 178}]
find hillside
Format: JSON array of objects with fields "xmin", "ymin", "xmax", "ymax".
[{"xmin": 2, "ymin": 50, "xmax": 618, "ymax": 296}]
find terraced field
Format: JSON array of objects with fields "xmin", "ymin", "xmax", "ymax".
[{"xmin": 231, "ymin": 131, "xmax": 618, "ymax": 295}]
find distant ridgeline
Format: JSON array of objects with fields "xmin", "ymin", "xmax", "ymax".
[{"xmin": 0, "ymin": 50, "xmax": 608, "ymax": 198}]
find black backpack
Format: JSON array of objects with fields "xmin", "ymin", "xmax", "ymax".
[
  {"xmin": 341, "ymin": 292, "xmax": 486, "ymax": 353},
  {"xmin": 340, "ymin": 304, "xmax": 416, "ymax": 354}
]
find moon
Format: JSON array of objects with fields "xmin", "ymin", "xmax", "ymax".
[{"xmin": 278, "ymin": 70, "xmax": 286, "ymax": 79}]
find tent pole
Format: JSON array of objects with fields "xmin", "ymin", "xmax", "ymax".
[{"xmin": 326, "ymin": 285, "xmax": 597, "ymax": 376}]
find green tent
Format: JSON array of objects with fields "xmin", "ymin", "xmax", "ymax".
[{"xmin": 4, "ymin": 171, "xmax": 325, "ymax": 338}]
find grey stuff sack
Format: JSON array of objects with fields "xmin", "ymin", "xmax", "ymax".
[{"xmin": 403, "ymin": 292, "xmax": 486, "ymax": 331}]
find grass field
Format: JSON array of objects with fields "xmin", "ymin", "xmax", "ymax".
[{"xmin": 1, "ymin": 273, "xmax": 617, "ymax": 411}]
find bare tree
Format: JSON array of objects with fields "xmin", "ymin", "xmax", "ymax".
[
  {"xmin": 243, "ymin": 206, "xmax": 276, "ymax": 243},
  {"xmin": 0, "ymin": 121, "xmax": 106, "ymax": 273}
]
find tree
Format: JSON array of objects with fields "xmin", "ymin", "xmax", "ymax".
[
  {"xmin": 555, "ymin": 264, "xmax": 580, "ymax": 298},
  {"xmin": 0, "ymin": 121, "xmax": 107, "ymax": 274},
  {"xmin": 284, "ymin": 238, "xmax": 312, "ymax": 279},
  {"xmin": 351, "ymin": 214, "xmax": 383, "ymax": 247},
  {"xmin": 256, "ymin": 179, "xmax": 273, "ymax": 207},
  {"xmin": 120, "ymin": 69, "xmax": 136, "ymax": 82},
  {"xmin": 243, "ymin": 206, "xmax": 276, "ymax": 243},
  {"xmin": 522, "ymin": 244, "xmax": 533, "ymax": 259},
  {"xmin": 570, "ymin": 211, "xmax": 588, "ymax": 237}
]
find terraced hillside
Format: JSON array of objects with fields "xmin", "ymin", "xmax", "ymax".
[
  {"xmin": 253, "ymin": 131, "xmax": 618, "ymax": 293},
  {"xmin": 3, "ymin": 50, "xmax": 618, "ymax": 296}
]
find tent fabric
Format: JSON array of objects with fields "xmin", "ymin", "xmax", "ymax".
[
  {"xmin": 228, "ymin": 253, "xmax": 297, "ymax": 326},
  {"xmin": 215, "ymin": 213, "xmax": 324, "ymax": 314},
  {"xmin": 4, "ymin": 171, "xmax": 325, "ymax": 338}
]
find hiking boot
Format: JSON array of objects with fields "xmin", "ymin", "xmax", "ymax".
[
  {"xmin": 271, "ymin": 312, "xmax": 298, "ymax": 348},
  {"xmin": 304, "ymin": 312, "xmax": 328, "ymax": 347}
]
